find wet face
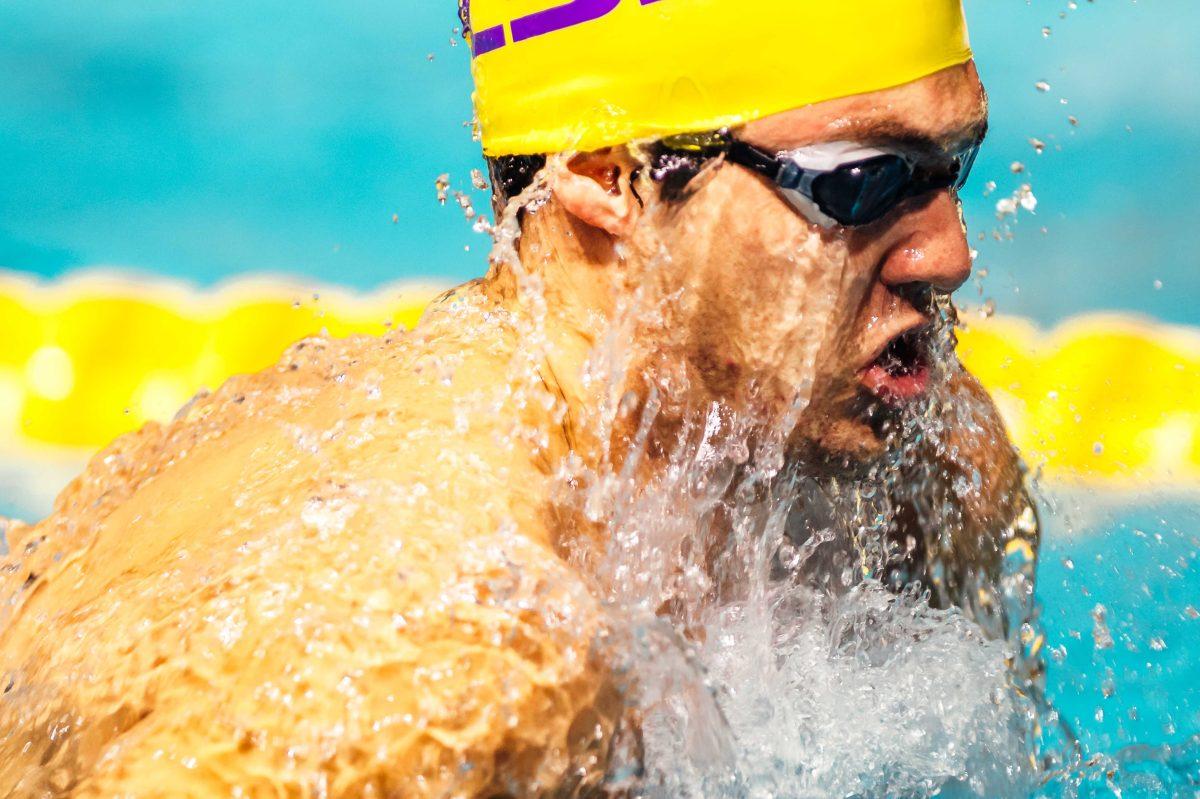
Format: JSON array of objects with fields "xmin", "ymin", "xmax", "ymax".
[{"xmin": 630, "ymin": 62, "xmax": 987, "ymax": 463}]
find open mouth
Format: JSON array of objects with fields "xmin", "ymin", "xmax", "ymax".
[{"xmin": 861, "ymin": 327, "xmax": 932, "ymax": 405}]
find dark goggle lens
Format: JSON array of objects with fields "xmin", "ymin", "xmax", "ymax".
[{"xmin": 811, "ymin": 155, "xmax": 913, "ymax": 226}]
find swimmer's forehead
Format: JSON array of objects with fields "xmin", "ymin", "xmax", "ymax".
[{"xmin": 739, "ymin": 63, "xmax": 987, "ymax": 155}]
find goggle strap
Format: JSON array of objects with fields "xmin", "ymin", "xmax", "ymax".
[{"xmin": 727, "ymin": 140, "xmax": 787, "ymax": 183}]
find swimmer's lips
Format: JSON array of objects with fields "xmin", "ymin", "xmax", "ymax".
[{"xmin": 859, "ymin": 323, "xmax": 932, "ymax": 406}]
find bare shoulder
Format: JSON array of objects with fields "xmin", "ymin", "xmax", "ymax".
[{"xmin": 0, "ymin": 293, "xmax": 615, "ymax": 797}]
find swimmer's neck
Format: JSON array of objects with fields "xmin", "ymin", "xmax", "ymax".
[{"xmin": 467, "ymin": 202, "xmax": 685, "ymax": 482}]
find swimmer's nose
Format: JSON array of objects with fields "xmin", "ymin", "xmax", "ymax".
[{"xmin": 879, "ymin": 190, "xmax": 972, "ymax": 294}]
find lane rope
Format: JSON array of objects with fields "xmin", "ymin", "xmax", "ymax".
[{"xmin": 2, "ymin": 272, "xmax": 1196, "ymax": 484}]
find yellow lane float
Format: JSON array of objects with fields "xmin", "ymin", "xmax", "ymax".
[
  {"xmin": 0, "ymin": 272, "xmax": 435, "ymax": 448},
  {"xmin": 1, "ymin": 272, "xmax": 1197, "ymax": 485}
]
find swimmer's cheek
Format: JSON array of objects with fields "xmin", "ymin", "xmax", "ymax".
[{"xmin": 889, "ymin": 366, "xmax": 1038, "ymax": 606}]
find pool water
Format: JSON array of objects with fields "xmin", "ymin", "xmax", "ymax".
[{"xmin": 1033, "ymin": 490, "xmax": 1200, "ymax": 797}]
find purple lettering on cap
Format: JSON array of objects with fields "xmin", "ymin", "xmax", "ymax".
[
  {"xmin": 471, "ymin": 0, "xmax": 667, "ymax": 58},
  {"xmin": 473, "ymin": 24, "xmax": 507, "ymax": 56},
  {"xmin": 511, "ymin": 0, "xmax": 621, "ymax": 43}
]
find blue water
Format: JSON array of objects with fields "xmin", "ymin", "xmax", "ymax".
[{"xmin": 1038, "ymin": 493, "xmax": 1199, "ymax": 755}]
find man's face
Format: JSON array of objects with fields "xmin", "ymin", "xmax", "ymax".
[{"xmin": 631, "ymin": 62, "xmax": 987, "ymax": 463}]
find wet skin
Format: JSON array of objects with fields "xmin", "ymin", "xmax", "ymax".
[
  {"xmin": 529, "ymin": 61, "xmax": 989, "ymax": 464},
  {"xmin": 0, "ymin": 62, "xmax": 1030, "ymax": 797},
  {"xmin": 515, "ymin": 57, "xmax": 1025, "ymax": 609}
]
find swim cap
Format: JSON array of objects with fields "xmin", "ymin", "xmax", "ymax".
[{"xmin": 465, "ymin": 0, "xmax": 972, "ymax": 156}]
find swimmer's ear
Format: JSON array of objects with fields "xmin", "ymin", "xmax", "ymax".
[{"xmin": 551, "ymin": 148, "xmax": 642, "ymax": 237}]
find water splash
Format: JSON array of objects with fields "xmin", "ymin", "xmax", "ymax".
[{"xmin": 0, "ymin": 151, "xmax": 1195, "ymax": 798}]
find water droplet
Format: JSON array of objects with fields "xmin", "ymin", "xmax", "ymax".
[
  {"xmin": 1092, "ymin": 604, "xmax": 1114, "ymax": 650},
  {"xmin": 1153, "ymin": 279, "xmax": 1163, "ymax": 290},
  {"xmin": 1093, "ymin": 442, "xmax": 1104, "ymax": 455},
  {"xmin": 1042, "ymin": 26, "xmax": 1052, "ymax": 37},
  {"xmin": 1019, "ymin": 186, "xmax": 1038, "ymax": 213},
  {"xmin": 1035, "ymin": 81, "xmax": 1051, "ymax": 93},
  {"xmin": 454, "ymin": 191, "xmax": 476, "ymax": 220}
]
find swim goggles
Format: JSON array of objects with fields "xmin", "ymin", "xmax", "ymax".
[{"xmin": 658, "ymin": 132, "xmax": 982, "ymax": 228}]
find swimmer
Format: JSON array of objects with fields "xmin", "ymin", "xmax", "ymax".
[{"xmin": 0, "ymin": 1, "xmax": 1038, "ymax": 795}]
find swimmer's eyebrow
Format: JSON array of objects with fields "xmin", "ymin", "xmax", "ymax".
[{"xmin": 847, "ymin": 117, "xmax": 989, "ymax": 154}]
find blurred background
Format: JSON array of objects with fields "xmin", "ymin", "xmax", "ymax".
[{"xmin": 1, "ymin": 0, "xmax": 1197, "ymax": 756}]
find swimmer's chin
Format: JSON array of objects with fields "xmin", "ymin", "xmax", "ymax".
[{"xmin": 787, "ymin": 415, "xmax": 892, "ymax": 475}]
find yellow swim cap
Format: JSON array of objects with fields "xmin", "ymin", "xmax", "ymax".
[{"xmin": 465, "ymin": 0, "xmax": 972, "ymax": 156}]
